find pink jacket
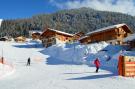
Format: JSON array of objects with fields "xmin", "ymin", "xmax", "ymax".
[{"xmin": 94, "ymin": 58, "xmax": 100, "ymax": 67}]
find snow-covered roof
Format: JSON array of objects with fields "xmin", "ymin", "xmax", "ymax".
[
  {"xmin": 123, "ymin": 33, "xmax": 135, "ymax": 42},
  {"xmin": 43, "ymin": 28, "xmax": 73, "ymax": 37},
  {"xmin": 29, "ymin": 30, "xmax": 42, "ymax": 34},
  {"xmin": 79, "ymin": 36, "xmax": 89, "ymax": 41},
  {"xmin": 86, "ymin": 23, "xmax": 128, "ymax": 36}
]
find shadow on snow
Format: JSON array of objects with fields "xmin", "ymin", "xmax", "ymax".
[
  {"xmin": 45, "ymin": 57, "xmax": 80, "ymax": 65},
  {"xmin": 67, "ymin": 73, "xmax": 116, "ymax": 80},
  {"xmin": 13, "ymin": 44, "xmax": 43, "ymax": 48}
]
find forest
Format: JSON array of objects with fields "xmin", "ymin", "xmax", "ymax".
[{"xmin": 0, "ymin": 7, "xmax": 135, "ymax": 37}]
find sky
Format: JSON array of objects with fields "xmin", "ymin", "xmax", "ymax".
[{"xmin": 0, "ymin": 0, "xmax": 135, "ymax": 19}]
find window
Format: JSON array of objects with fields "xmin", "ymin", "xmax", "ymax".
[
  {"xmin": 110, "ymin": 42, "xmax": 112, "ymax": 44},
  {"xmin": 117, "ymin": 41, "xmax": 121, "ymax": 45},
  {"xmin": 65, "ymin": 37, "xmax": 68, "ymax": 40},
  {"xmin": 118, "ymin": 34, "xmax": 121, "ymax": 37}
]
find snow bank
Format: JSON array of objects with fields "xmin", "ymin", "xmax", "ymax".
[
  {"xmin": 0, "ymin": 63, "xmax": 14, "ymax": 79},
  {"xmin": 124, "ymin": 33, "xmax": 135, "ymax": 42},
  {"xmin": 42, "ymin": 41, "xmax": 129, "ymax": 73},
  {"xmin": 43, "ymin": 41, "xmax": 109, "ymax": 63}
]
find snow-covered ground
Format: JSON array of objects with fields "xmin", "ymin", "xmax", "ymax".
[
  {"xmin": 0, "ymin": 41, "xmax": 135, "ymax": 89},
  {"xmin": 0, "ymin": 63, "xmax": 14, "ymax": 79}
]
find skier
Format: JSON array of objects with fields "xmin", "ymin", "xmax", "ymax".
[
  {"xmin": 27, "ymin": 57, "xmax": 31, "ymax": 66},
  {"xmin": 94, "ymin": 58, "xmax": 100, "ymax": 73}
]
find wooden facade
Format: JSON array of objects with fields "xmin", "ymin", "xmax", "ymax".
[
  {"xmin": 15, "ymin": 36, "xmax": 26, "ymax": 42},
  {"xmin": 40, "ymin": 28, "xmax": 73, "ymax": 47},
  {"xmin": 73, "ymin": 32, "xmax": 85, "ymax": 41},
  {"xmin": 32, "ymin": 32, "xmax": 41, "ymax": 40},
  {"xmin": 29, "ymin": 30, "xmax": 42, "ymax": 39},
  {"xmin": 79, "ymin": 24, "xmax": 132, "ymax": 45},
  {"xmin": 118, "ymin": 55, "xmax": 135, "ymax": 77}
]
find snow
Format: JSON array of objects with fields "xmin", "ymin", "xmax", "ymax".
[
  {"xmin": 0, "ymin": 63, "xmax": 14, "ymax": 79},
  {"xmin": 86, "ymin": 23, "xmax": 127, "ymax": 36},
  {"xmin": 0, "ymin": 19, "xmax": 3, "ymax": 26},
  {"xmin": 79, "ymin": 36, "xmax": 88, "ymax": 40},
  {"xmin": 42, "ymin": 42, "xmax": 109, "ymax": 63},
  {"xmin": 29, "ymin": 30, "xmax": 42, "ymax": 34},
  {"xmin": 45, "ymin": 28, "xmax": 74, "ymax": 36},
  {"xmin": 123, "ymin": 33, "xmax": 135, "ymax": 42},
  {"xmin": 0, "ymin": 41, "xmax": 135, "ymax": 89}
]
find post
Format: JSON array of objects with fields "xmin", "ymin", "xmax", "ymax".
[
  {"xmin": 1, "ymin": 57, "xmax": 4, "ymax": 64},
  {"xmin": 118, "ymin": 55, "xmax": 124, "ymax": 76},
  {"xmin": 1, "ymin": 48, "xmax": 4, "ymax": 64}
]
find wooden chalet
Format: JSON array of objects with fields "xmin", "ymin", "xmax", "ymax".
[
  {"xmin": 15, "ymin": 36, "xmax": 26, "ymax": 42},
  {"xmin": 79, "ymin": 23, "xmax": 132, "ymax": 45},
  {"xmin": 40, "ymin": 28, "xmax": 73, "ymax": 47},
  {"xmin": 29, "ymin": 30, "xmax": 42, "ymax": 40},
  {"xmin": 32, "ymin": 32, "xmax": 41, "ymax": 40},
  {"xmin": 0, "ymin": 37, "xmax": 8, "ymax": 41},
  {"xmin": 123, "ymin": 33, "xmax": 135, "ymax": 49},
  {"xmin": 73, "ymin": 32, "xmax": 85, "ymax": 41}
]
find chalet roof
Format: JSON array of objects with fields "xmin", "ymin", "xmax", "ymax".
[
  {"xmin": 16, "ymin": 36, "xmax": 26, "ymax": 39},
  {"xmin": 32, "ymin": 32, "xmax": 41, "ymax": 35},
  {"xmin": 74, "ymin": 32, "xmax": 84, "ymax": 37},
  {"xmin": 79, "ymin": 36, "xmax": 89, "ymax": 41},
  {"xmin": 123, "ymin": 33, "xmax": 135, "ymax": 42},
  {"xmin": 0, "ymin": 37, "xmax": 8, "ymax": 40},
  {"xmin": 79, "ymin": 23, "xmax": 132, "ymax": 41},
  {"xmin": 41, "ymin": 28, "xmax": 73, "ymax": 37},
  {"xmin": 86, "ymin": 23, "xmax": 131, "ymax": 36},
  {"xmin": 29, "ymin": 30, "xmax": 42, "ymax": 34}
]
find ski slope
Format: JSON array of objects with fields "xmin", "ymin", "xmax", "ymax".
[{"xmin": 0, "ymin": 41, "xmax": 135, "ymax": 89}]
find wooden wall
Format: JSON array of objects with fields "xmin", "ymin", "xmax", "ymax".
[
  {"xmin": 41, "ymin": 31, "xmax": 73, "ymax": 47},
  {"xmin": 56, "ymin": 34, "xmax": 73, "ymax": 42},
  {"xmin": 123, "ymin": 56, "xmax": 135, "ymax": 77},
  {"xmin": 80, "ymin": 26, "xmax": 131, "ymax": 45},
  {"xmin": 15, "ymin": 36, "xmax": 26, "ymax": 42},
  {"xmin": 32, "ymin": 33, "xmax": 41, "ymax": 40}
]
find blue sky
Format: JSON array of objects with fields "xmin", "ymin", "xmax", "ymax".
[
  {"xmin": 0, "ymin": 0, "xmax": 60, "ymax": 19},
  {"xmin": 0, "ymin": 0, "xmax": 135, "ymax": 19}
]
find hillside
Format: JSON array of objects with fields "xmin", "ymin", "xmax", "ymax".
[{"xmin": 0, "ymin": 7, "xmax": 135, "ymax": 37}]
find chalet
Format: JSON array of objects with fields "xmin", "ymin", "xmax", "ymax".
[
  {"xmin": 32, "ymin": 32, "xmax": 41, "ymax": 40},
  {"xmin": 79, "ymin": 23, "xmax": 132, "ymax": 45},
  {"xmin": 123, "ymin": 33, "xmax": 135, "ymax": 49},
  {"xmin": 40, "ymin": 28, "xmax": 73, "ymax": 47},
  {"xmin": 29, "ymin": 30, "xmax": 42, "ymax": 39},
  {"xmin": 73, "ymin": 32, "xmax": 85, "ymax": 41},
  {"xmin": 15, "ymin": 36, "xmax": 26, "ymax": 42},
  {"xmin": 0, "ymin": 37, "xmax": 8, "ymax": 41}
]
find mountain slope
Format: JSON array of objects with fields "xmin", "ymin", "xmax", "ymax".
[{"xmin": 0, "ymin": 7, "xmax": 135, "ymax": 37}]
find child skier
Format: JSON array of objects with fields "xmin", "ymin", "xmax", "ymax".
[{"xmin": 94, "ymin": 58, "xmax": 101, "ymax": 73}]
